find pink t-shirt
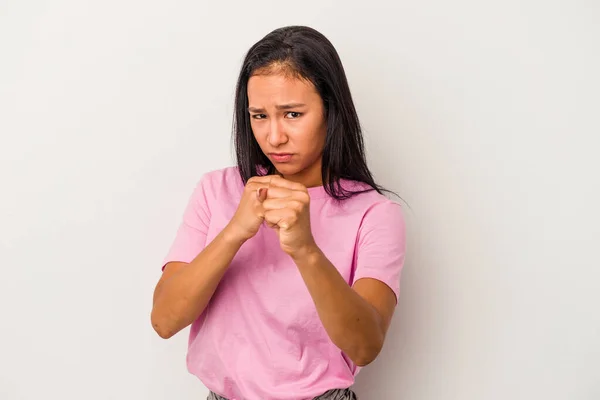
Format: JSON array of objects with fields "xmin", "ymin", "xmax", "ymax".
[{"xmin": 162, "ymin": 166, "xmax": 406, "ymax": 400}]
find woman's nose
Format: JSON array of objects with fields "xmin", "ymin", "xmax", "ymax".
[{"xmin": 268, "ymin": 119, "xmax": 288, "ymax": 146}]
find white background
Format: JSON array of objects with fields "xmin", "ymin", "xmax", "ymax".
[{"xmin": 1, "ymin": 1, "xmax": 599, "ymax": 399}]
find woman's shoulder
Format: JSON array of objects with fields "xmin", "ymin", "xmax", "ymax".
[
  {"xmin": 338, "ymin": 179, "xmax": 399, "ymax": 206},
  {"xmin": 339, "ymin": 181, "xmax": 405, "ymax": 235},
  {"xmin": 194, "ymin": 165, "xmax": 244, "ymax": 199},
  {"xmin": 200, "ymin": 165, "xmax": 242, "ymax": 184},
  {"xmin": 321, "ymin": 179, "xmax": 403, "ymax": 220}
]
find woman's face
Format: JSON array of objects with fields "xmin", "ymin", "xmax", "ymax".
[{"xmin": 247, "ymin": 72, "xmax": 327, "ymax": 188}]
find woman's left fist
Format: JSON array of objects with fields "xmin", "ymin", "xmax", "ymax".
[{"xmin": 260, "ymin": 176, "xmax": 316, "ymax": 257}]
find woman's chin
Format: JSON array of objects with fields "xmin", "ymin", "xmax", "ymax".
[{"xmin": 271, "ymin": 162, "xmax": 298, "ymax": 173}]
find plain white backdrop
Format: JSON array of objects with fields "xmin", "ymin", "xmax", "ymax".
[{"xmin": 1, "ymin": 1, "xmax": 599, "ymax": 399}]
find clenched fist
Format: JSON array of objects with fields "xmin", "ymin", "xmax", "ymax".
[
  {"xmin": 225, "ymin": 175, "xmax": 278, "ymax": 243},
  {"xmin": 261, "ymin": 175, "xmax": 316, "ymax": 257}
]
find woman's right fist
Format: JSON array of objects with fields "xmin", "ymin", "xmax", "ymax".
[{"xmin": 224, "ymin": 175, "xmax": 277, "ymax": 243}]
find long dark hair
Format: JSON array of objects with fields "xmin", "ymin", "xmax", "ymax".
[{"xmin": 233, "ymin": 25, "xmax": 392, "ymax": 201}]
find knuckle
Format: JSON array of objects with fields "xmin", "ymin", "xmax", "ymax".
[
  {"xmin": 245, "ymin": 182, "xmax": 261, "ymax": 191},
  {"xmin": 298, "ymin": 192, "xmax": 310, "ymax": 203}
]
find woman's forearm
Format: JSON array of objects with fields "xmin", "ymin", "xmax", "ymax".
[
  {"xmin": 291, "ymin": 246, "xmax": 385, "ymax": 366},
  {"xmin": 151, "ymin": 226, "xmax": 244, "ymax": 339}
]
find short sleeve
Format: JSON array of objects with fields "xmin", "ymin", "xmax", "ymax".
[
  {"xmin": 161, "ymin": 175, "xmax": 211, "ymax": 270},
  {"xmin": 352, "ymin": 200, "xmax": 406, "ymax": 301}
]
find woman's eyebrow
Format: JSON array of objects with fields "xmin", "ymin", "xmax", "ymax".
[
  {"xmin": 248, "ymin": 103, "xmax": 307, "ymax": 113},
  {"xmin": 276, "ymin": 103, "xmax": 306, "ymax": 110}
]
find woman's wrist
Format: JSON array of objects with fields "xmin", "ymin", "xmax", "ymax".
[
  {"xmin": 289, "ymin": 241, "xmax": 321, "ymax": 264},
  {"xmin": 221, "ymin": 224, "xmax": 248, "ymax": 248}
]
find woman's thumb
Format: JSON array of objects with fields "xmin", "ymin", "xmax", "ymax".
[{"xmin": 256, "ymin": 187, "xmax": 268, "ymax": 202}]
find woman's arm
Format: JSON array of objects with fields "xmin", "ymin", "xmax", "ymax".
[
  {"xmin": 260, "ymin": 176, "xmax": 400, "ymax": 366},
  {"xmin": 290, "ymin": 246, "xmax": 396, "ymax": 367},
  {"xmin": 151, "ymin": 227, "xmax": 245, "ymax": 339},
  {"xmin": 151, "ymin": 175, "xmax": 277, "ymax": 339}
]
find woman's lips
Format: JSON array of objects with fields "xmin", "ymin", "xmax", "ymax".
[{"xmin": 270, "ymin": 153, "xmax": 293, "ymax": 162}]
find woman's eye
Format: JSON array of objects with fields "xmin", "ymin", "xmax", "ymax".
[
  {"xmin": 252, "ymin": 114, "xmax": 266, "ymax": 119},
  {"xmin": 286, "ymin": 112, "xmax": 301, "ymax": 119}
]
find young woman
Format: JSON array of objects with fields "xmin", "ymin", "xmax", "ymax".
[{"xmin": 151, "ymin": 26, "xmax": 406, "ymax": 400}]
